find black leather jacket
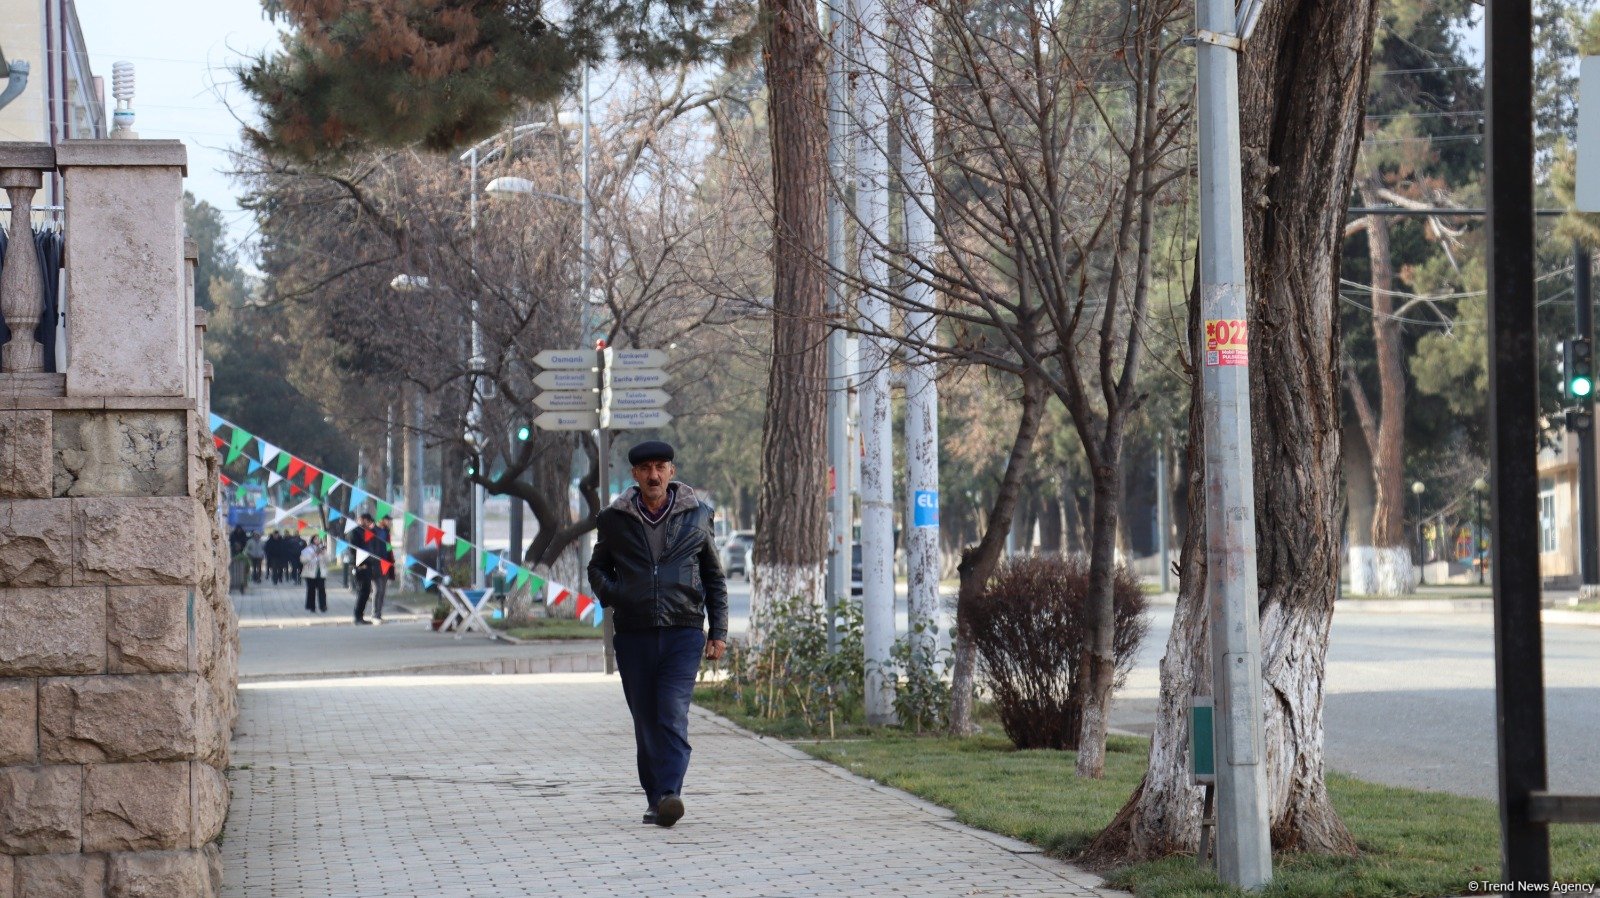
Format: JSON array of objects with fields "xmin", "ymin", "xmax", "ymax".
[{"xmin": 587, "ymin": 483, "xmax": 729, "ymax": 641}]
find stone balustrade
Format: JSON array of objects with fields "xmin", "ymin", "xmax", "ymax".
[{"xmin": 0, "ymin": 138, "xmax": 234, "ymax": 898}]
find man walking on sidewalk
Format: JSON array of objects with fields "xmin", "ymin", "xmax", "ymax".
[{"xmin": 588, "ymin": 440, "xmax": 728, "ymax": 828}]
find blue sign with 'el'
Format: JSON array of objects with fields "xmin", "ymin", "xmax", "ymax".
[{"xmin": 913, "ymin": 490, "xmax": 939, "ymax": 528}]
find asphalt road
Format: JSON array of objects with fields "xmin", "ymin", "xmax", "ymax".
[{"xmin": 1112, "ymin": 607, "xmax": 1600, "ymax": 800}]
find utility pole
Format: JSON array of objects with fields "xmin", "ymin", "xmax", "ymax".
[
  {"xmin": 899, "ymin": 0, "xmax": 940, "ymax": 673},
  {"xmin": 851, "ymin": 0, "xmax": 897, "ymax": 725},
  {"xmin": 1156, "ymin": 434, "xmax": 1170, "ymax": 594},
  {"xmin": 405, "ymin": 385, "xmax": 426, "ymax": 585},
  {"xmin": 1486, "ymin": 0, "xmax": 1552, "ymax": 879},
  {"xmin": 1194, "ymin": 0, "xmax": 1272, "ymax": 888},
  {"xmin": 1573, "ymin": 243, "xmax": 1598, "ymax": 598},
  {"xmin": 824, "ymin": 0, "xmax": 853, "ymax": 654}
]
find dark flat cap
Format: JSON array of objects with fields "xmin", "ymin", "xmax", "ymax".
[{"xmin": 628, "ymin": 440, "xmax": 675, "ymax": 465}]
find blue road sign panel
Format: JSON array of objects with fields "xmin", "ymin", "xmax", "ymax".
[{"xmin": 913, "ymin": 490, "xmax": 939, "ymax": 528}]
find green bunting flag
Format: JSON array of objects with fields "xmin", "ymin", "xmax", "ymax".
[
  {"xmin": 454, "ymin": 539, "xmax": 471, "ymax": 561},
  {"xmin": 320, "ymin": 474, "xmax": 336, "ymax": 499},
  {"xmin": 272, "ymin": 452, "xmax": 290, "ymax": 474},
  {"xmin": 404, "ymin": 512, "xmax": 419, "ymax": 528},
  {"xmin": 226, "ymin": 427, "xmax": 251, "ymax": 465},
  {"xmin": 375, "ymin": 500, "xmax": 392, "ymax": 520}
]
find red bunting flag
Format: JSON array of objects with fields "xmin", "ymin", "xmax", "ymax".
[
  {"xmin": 286, "ymin": 458, "xmax": 304, "ymax": 480},
  {"xmin": 379, "ymin": 560, "xmax": 392, "ymax": 576},
  {"xmin": 213, "ymin": 435, "xmax": 225, "ymax": 449},
  {"xmin": 547, "ymin": 582, "xmax": 571, "ymax": 607},
  {"xmin": 301, "ymin": 465, "xmax": 320, "ymax": 487},
  {"xmin": 425, "ymin": 525, "xmax": 444, "ymax": 546},
  {"xmin": 297, "ymin": 520, "xmax": 306, "ymax": 531},
  {"xmin": 219, "ymin": 474, "xmax": 232, "ymax": 486},
  {"xmin": 288, "ymin": 483, "xmax": 301, "ymax": 496},
  {"xmin": 575, "ymin": 595, "xmax": 595, "ymax": 621}
]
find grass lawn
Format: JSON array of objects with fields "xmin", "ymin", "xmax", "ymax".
[
  {"xmin": 497, "ymin": 618, "xmax": 602, "ymax": 640},
  {"xmin": 697, "ymin": 695, "xmax": 1600, "ymax": 897}
]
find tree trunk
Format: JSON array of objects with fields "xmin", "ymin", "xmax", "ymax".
[
  {"xmin": 1075, "ymin": 449, "xmax": 1125, "ymax": 779},
  {"xmin": 751, "ymin": 0, "xmax": 831, "ymax": 625},
  {"xmin": 1353, "ymin": 187, "xmax": 1413, "ymax": 594},
  {"xmin": 1039, "ymin": 494, "xmax": 1064, "ymax": 554},
  {"xmin": 1343, "ymin": 420, "xmax": 1378, "ymax": 594},
  {"xmin": 948, "ymin": 374, "xmax": 1047, "ymax": 736},
  {"xmin": 1086, "ymin": 0, "xmax": 1372, "ymax": 863}
]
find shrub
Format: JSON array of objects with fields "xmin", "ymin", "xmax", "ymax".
[
  {"xmin": 966, "ymin": 554, "xmax": 1148, "ymax": 750},
  {"xmin": 712, "ymin": 595, "xmax": 865, "ymax": 736}
]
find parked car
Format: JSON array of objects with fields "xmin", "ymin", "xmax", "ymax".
[{"xmin": 721, "ymin": 530, "xmax": 756, "ymax": 579}]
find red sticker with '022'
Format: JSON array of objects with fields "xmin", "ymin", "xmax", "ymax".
[{"xmin": 1204, "ymin": 319, "xmax": 1248, "ymax": 367}]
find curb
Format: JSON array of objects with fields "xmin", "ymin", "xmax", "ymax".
[
  {"xmin": 240, "ymin": 650, "xmax": 611, "ymax": 683},
  {"xmin": 688, "ymin": 704, "xmax": 1134, "ymax": 898}
]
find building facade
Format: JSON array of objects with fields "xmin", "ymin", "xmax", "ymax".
[{"xmin": 0, "ymin": 0, "xmax": 108, "ymax": 203}]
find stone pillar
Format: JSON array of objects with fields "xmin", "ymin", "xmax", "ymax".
[
  {"xmin": 0, "ymin": 138, "xmax": 232, "ymax": 898},
  {"xmin": 55, "ymin": 140, "xmax": 189, "ymax": 400}
]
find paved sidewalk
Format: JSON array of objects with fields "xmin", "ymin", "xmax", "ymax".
[
  {"xmin": 232, "ymin": 580, "xmax": 427, "ymax": 629},
  {"xmin": 239, "ymin": 624, "xmax": 608, "ymax": 681},
  {"xmin": 223, "ymin": 672, "xmax": 1126, "ymax": 898}
]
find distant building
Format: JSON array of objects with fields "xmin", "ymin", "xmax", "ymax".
[
  {"xmin": 0, "ymin": 0, "xmax": 108, "ymax": 203},
  {"xmin": 1535, "ymin": 424, "xmax": 1586, "ymax": 586}
]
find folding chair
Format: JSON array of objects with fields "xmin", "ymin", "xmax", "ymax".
[{"xmin": 438, "ymin": 585, "xmax": 501, "ymax": 641}]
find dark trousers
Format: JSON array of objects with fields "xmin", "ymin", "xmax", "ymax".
[
  {"xmin": 354, "ymin": 568, "xmax": 373, "ymax": 622},
  {"xmin": 373, "ymin": 574, "xmax": 388, "ymax": 619},
  {"xmin": 613, "ymin": 626, "xmax": 705, "ymax": 810},
  {"xmin": 304, "ymin": 576, "xmax": 327, "ymax": 612}
]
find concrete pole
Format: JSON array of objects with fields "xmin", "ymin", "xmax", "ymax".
[
  {"xmin": 824, "ymin": 0, "xmax": 854, "ymax": 654},
  {"xmin": 468, "ymin": 148, "xmax": 487, "ymax": 587},
  {"xmin": 405, "ymin": 384, "xmax": 426, "ymax": 585},
  {"xmin": 1157, "ymin": 433, "xmax": 1170, "ymax": 594},
  {"xmin": 1195, "ymin": 1, "xmax": 1272, "ymax": 888},
  {"xmin": 1573, "ymin": 243, "xmax": 1598, "ymax": 598},
  {"xmin": 851, "ymin": 0, "xmax": 897, "ymax": 725},
  {"xmin": 898, "ymin": 1, "xmax": 941, "ymax": 672}
]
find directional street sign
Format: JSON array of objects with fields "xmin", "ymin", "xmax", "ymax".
[
  {"xmin": 532, "ymin": 349, "xmax": 593, "ymax": 370},
  {"xmin": 606, "ymin": 368, "xmax": 670, "ymax": 389},
  {"xmin": 605, "ymin": 408, "xmax": 673, "ymax": 429},
  {"xmin": 534, "ymin": 391, "xmax": 598, "ymax": 412},
  {"xmin": 609, "ymin": 348, "xmax": 669, "ymax": 370},
  {"xmin": 605, "ymin": 388, "xmax": 671, "ymax": 410},
  {"xmin": 534, "ymin": 369, "xmax": 598, "ymax": 391},
  {"xmin": 533, "ymin": 410, "xmax": 600, "ymax": 431}
]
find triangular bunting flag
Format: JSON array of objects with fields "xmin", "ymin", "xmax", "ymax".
[
  {"xmin": 328, "ymin": 507, "xmax": 342, "ymax": 522},
  {"xmin": 375, "ymin": 500, "xmax": 392, "ymax": 520},
  {"xmin": 343, "ymin": 518, "xmax": 359, "ymax": 535},
  {"xmin": 219, "ymin": 474, "xmax": 231, "ymax": 486},
  {"xmin": 288, "ymin": 483, "xmax": 301, "ymax": 496},
  {"xmin": 425, "ymin": 525, "xmax": 444, "ymax": 547},
  {"xmin": 575, "ymin": 595, "xmax": 595, "ymax": 621},
  {"xmin": 225, "ymin": 444, "xmax": 243, "ymax": 465},
  {"xmin": 257, "ymin": 438, "xmax": 279, "ymax": 467},
  {"xmin": 229, "ymin": 426, "xmax": 252, "ymax": 451},
  {"xmin": 405, "ymin": 512, "xmax": 419, "ymax": 528},
  {"xmin": 273, "ymin": 452, "xmax": 290, "ymax": 474},
  {"xmin": 213, "ymin": 434, "xmax": 225, "ymax": 450},
  {"xmin": 424, "ymin": 566, "xmax": 441, "ymax": 583},
  {"xmin": 287, "ymin": 458, "xmax": 304, "ymax": 480},
  {"xmin": 247, "ymin": 459, "xmax": 262, "ymax": 474},
  {"xmin": 591, "ymin": 605, "xmax": 604, "ymax": 627},
  {"xmin": 514, "ymin": 569, "xmax": 531, "ymax": 589},
  {"xmin": 379, "ymin": 560, "xmax": 392, "ymax": 576},
  {"xmin": 454, "ymin": 540, "xmax": 471, "ymax": 561},
  {"xmin": 320, "ymin": 474, "xmax": 336, "ymax": 498},
  {"xmin": 354, "ymin": 548, "xmax": 371, "ymax": 565},
  {"xmin": 297, "ymin": 520, "xmax": 307, "ymax": 531},
  {"xmin": 334, "ymin": 538, "xmax": 349, "ymax": 556},
  {"xmin": 301, "ymin": 465, "xmax": 320, "ymax": 487},
  {"xmin": 208, "ymin": 412, "xmax": 224, "ymax": 432},
  {"xmin": 350, "ymin": 487, "xmax": 369, "ymax": 511},
  {"xmin": 547, "ymin": 582, "xmax": 572, "ymax": 607},
  {"xmin": 267, "ymin": 471, "xmax": 283, "ymax": 487}
]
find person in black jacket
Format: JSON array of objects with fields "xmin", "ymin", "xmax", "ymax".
[{"xmin": 588, "ymin": 440, "xmax": 728, "ymax": 829}]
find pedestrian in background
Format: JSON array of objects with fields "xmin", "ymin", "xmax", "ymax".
[
  {"xmin": 246, "ymin": 531, "xmax": 266, "ymax": 583},
  {"xmin": 587, "ymin": 440, "xmax": 728, "ymax": 828},
  {"xmin": 373, "ymin": 514, "xmax": 395, "ymax": 621},
  {"xmin": 350, "ymin": 513, "xmax": 380, "ymax": 625},
  {"xmin": 289, "ymin": 531, "xmax": 306, "ymax": 580},
  {"xmin": 302, "ymin": 535, "xmax": 329, "ymax": 613}
]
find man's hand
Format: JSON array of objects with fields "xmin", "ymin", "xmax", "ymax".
[{"xmin": 704, "ymin": 639, "xmax": 728, "ymax": 661}]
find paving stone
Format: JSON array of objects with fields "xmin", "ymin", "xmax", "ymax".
[{"xmin": 220, "ymin": 672, "xmax": 1116, "ymax": 897}]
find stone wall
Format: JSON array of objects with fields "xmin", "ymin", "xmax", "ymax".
[{"xmin": 0, "ymin": 141, "xmax": 236, "ymax": 898}]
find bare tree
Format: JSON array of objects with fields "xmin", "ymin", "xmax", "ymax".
[{"xmin": 836, "ymin": 0, "xmax": 1190, "ymax": 766}]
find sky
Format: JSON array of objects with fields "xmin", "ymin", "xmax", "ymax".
[{"xmin": 76, "ymin": 0, "xmax": 280, "ymax": 260}]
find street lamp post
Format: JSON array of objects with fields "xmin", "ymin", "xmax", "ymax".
[
  {"xmin": 1412, "ymin": 480, "xmax": 1427, "ymax": 586},
  {"xmin": 1475, "ymin": 477, "xmax": 1489, "ymax": 585}
]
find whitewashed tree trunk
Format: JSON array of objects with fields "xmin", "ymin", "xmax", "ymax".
[
  {"xmin": 1370, "ymin": 545, "xmax": 1415, "ymax": 596},
  {"xmin": 1346, "ymin": 544, "xmax": 1379, "ymax": 595}
]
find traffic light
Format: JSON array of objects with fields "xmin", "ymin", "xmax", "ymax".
[
  {"xmin": 1564, "ymin": 337, "xmax": 1594, "ymax": 399},
  {"xmin": 516, "ymin": 425, "xmax": 531, "ymax": 442}
]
